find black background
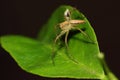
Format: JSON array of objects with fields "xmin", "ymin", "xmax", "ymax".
[{"xmin": 1, "ymin": 0, "xmax": 120, "ymax": 80}]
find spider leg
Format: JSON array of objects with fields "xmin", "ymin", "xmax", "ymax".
[
  {"xmin": 55, "ymin": 31, "xmax": 66, "ymax": 43},
  {"xmin": 65, "ymin": 31, "xmax": 69, "ymax": 49},
  {"xmin": 52, "ymin": 31, "xmax": 66, "ymax": 65},
  {"xmin": 65, "ymin": 31, "xmax": 79, "ymax": 64},
  {"xmin": 75, "ymin": 27, "xmax": 96, "ymax": 43},
  {"xmin": 54, "ymin": 24, "xmax": 60, "ymax": 36}
]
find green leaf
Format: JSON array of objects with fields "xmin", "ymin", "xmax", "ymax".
[{"xmin": 1, "ymin": 5, "xmax": 105, "ymax": 79}]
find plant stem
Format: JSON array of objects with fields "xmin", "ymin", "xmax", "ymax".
[{"xmin": 98, "ymin": 52, "xmax": 118, "ymax": 80}]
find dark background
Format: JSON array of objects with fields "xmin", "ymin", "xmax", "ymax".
[{"xmin": 1, "ymin": 0, "xmax": 120, "ymax": 80}]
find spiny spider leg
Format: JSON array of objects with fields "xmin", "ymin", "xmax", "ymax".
[
  {"xmin": 65, "ymin": 31, "xmax": 69, "ymax": 49},
  {"xmin": 74, "ymin": 27, "xmax": 96, "ymax": 43},
  {"xmin": 52, "ymin": 31, "xmax": 66, "ymax": 65},
  {"xmin": 54, "ymin": 31, "xmax": 66, "ymax": 43},
  {"xmin": 65, "ymin": 31, "xmax": 79, "ymax": 63},
  {"xmin": 54, "ymin": 24, "xmax": 60, "ymax": 36}
]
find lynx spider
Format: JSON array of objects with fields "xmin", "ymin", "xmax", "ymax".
[
  {"xmin": 52, "ymin": 9, "xmax": 94, "ymax": 64},
  {"xmin": 54, "ymin": 9, "xmax": 86, "ymax": 48}
]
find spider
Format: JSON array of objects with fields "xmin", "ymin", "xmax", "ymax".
[
  {"xmin": 52, "ymin": 9, "xmax": 94, "ymax": 64},
  {"xmin": 54, "ymin": 9, "xmax": 86, "ymax": 49}
]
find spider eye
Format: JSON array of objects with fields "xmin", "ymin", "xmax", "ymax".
[{"xmin": 64, "ymin": 9, "xmax": 71, "ymax": 18}]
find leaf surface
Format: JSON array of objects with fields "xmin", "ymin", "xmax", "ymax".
[{"xmin": 1, "ymin": 5, "xmax": 105, "ymax": 79}]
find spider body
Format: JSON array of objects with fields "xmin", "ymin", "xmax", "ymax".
[{"xmin": 59, "ymin": 20, "xmax": 85, "ymax": 31}]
